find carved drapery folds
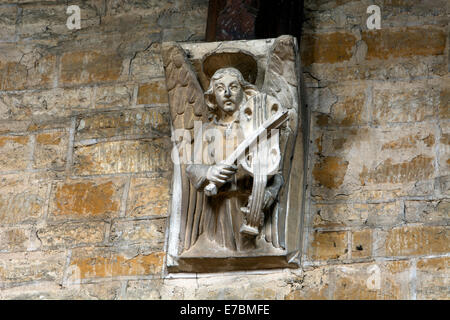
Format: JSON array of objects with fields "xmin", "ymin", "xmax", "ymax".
[{"xmin": 162, "ymin": 36, "xmax": 305, "ymax": 272}]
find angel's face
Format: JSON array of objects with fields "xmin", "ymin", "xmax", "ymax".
[{"xmin": 213, "ymin": 74, "xmax": 244, "ymax": 114}]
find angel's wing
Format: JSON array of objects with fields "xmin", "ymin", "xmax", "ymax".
[
  {"xmin": 162, "ymin": 43, "xmax": 206, "ymax": 253},
  {"xmin": 262, "ymin": 35, "xmax": 301, "ymax": 249}
]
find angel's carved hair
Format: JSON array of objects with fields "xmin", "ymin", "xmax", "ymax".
[{"xmin": 204, "ymin": 67, "xmax": 258, "ymax": 111}]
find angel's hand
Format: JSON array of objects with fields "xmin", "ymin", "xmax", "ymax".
[{"xmin": 206, "ymin": 164, "xmax": 237, "ymax": 184}]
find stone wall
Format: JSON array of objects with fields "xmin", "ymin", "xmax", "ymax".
[{"xmin": 0, "ymin": 0, "xmax": 448, "ymax": 299}]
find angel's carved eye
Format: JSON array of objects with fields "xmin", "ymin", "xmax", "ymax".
[
  {"xmin": 215, "ymin": 85, "xmax": 224, "ymax": 93},
  {"xmin": 230, "ymin": 83, "xmax": 239, "ymax": 91}
]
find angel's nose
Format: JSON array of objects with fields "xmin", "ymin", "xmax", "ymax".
[{"xmin": 224, "ymin": 87, "xmax": 231, "ymax": 97}]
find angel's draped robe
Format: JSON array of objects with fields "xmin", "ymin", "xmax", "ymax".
[{"xmin": 185, "ymin": 94, "xmax": 283, "ymax": 252}]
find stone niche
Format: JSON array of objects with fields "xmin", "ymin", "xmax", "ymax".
[{"xmin": 162, "ymin": 36, "xmax": 305, "ymax": 272}]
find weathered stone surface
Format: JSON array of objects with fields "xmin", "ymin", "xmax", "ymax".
[
  {"xmin": 0, "ymin": 49, "xmax": 56, "ymax": 91},
  {"xmin": 109, "ymin": 219, "xmax": 166, "ymax": 249},
  {"xmin": 0, "ymin": 135, "xmax": 31, "ymax": 171},
  {"xmin": 439, "ymin": 122, "xmax": 450, "ymax": 175},
  {"xmin": 0, "ymin": 6, "xmax": 17, "ymax": 42},
  {"xmin": 372, "ymin": 81, "xmax": 439, "ymax": 124},
  {"xmin": 439, "ymin": 78, "xmax": 449, "ymax": 119},
  {"xmin": 304, "ymin": 55, "xmax": 447, "ymax": 82},
  {"xmin": 0, "ymin": 87, "xmax": 94, "ymax": 121},
  {"xmin": 124, "ymin": 279, "xmax": 164, "ymax": 299},
  {"xmin": 333, "ymin": 261, "xmax": 411, "ymax": 300},
  {"xmin": 309, "ymin": 230, "xmax": 348, "ymax": 261},
  {"xmin": 36, "ymin": 221, "xmax": 106, "ymax": 248},
  {"xmin": 311, "ymin": 124, "xmax": 438, "ymax": 200},
  {"xmin": 313, "ymin": 202, "xmax": 401, "ymax": 228},
  {"xmin": 301, "ymin": 32, "xmax": 356, "ymax": 65},
  {"xmin": 75, "ymin": 108, "xmax": 170, "ymax": 141},
  {"xmin": 49, "ymin": 178, "xmax": 125, "ymax": 220},
  {"xmin": 61, "ymin": 51, "xmax": 124, "ymax": 85},
  {"xmin": 314, "ymin": 82, "xmax": 368, "ymax": 127},
  {"xmin": 0, "ymin": 251, "xmax": 66, "ymax": 284},
  {"xmin": 73, "ymin": 139, "xmax": 172, "ymax": 175},
  {"xmin": 129, "ymin": 43, "xmax": 165, "ymax": 81},
  {"xmin": 362, "ymin": 27, "xmax": 446, "ymax": 60},
  {"xmin": 33, "ymin": 131, "xmax": 68, "ymax": 170},
  {"xmin": 304, "ymin": 0, "xmax": 449, "ymax": 30},
  {"xmin": 384, "ymin": 225, "xmax": 449, "ymax": 257},
  {"xmin": 17, "ymin": 3, "xmax": 99, "ymax": 40},
  {"xmin": 137, "ymin": 80, "xmax": 168, "ymax": 105},
  {"xmin": 285, "ymin": 266, "xmax": 331, "ymax": 300},
  {"xmin": 312, "ymin": 156, "xmax": 349, "ymax": 189},
  {"xmin": 0, "ymin": 174, "xmax": 48, "ymax": 225},
  {"xmin": 0, "ymin": 226, "xmax": 31, "ymax": 252},
  {"xmin": 0, "ymin": 281, "xmax": 122, "ymax": 300},
  {"xmin": 93, "ymin": 85, "xmax": 134, "ymax": 110},
  {"xmin": 127, "ymin": 175, "xmax": 171, "ymax": 217},
  {"xmin": 351, "ymin": 229, "xmax": 372, "ymax": 259},
  {"xmin": 68, "ymin": 247, "xmax": 165, "ymax": 280},
  {"xmin": 416, "ymin": 257, "xmax": 449, "ymax": 300},
  {"xmin": 405, "ymin": 200, "xmax": 449, "ymax": 224}
]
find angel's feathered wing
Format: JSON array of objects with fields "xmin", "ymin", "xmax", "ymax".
[
  {"xmin": 262, "ymin": 35, "xmax": 301, "ymax": 249},
  {"xmin": 162, "ymin": 43, "xmax": 206, "ymax": 253}
]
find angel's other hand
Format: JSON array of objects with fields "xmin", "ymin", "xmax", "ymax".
[{"xmin": 206, "ymin": 164, "xmax": 237, "ymax": 184}]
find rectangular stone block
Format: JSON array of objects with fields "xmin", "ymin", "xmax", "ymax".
[
  {"xmin": 0, "ymin": 174, "xmax": 48, "ymax": 225},
  {"xmin": 109, "ymin": 218, "xmax": 166, "ymax": 249},
  {"xmin": 73, "ymin": 139, "xmax": 172, "ymax": 175},
  {"xmin": 285, "ymin": 266, "xmax": 332, "ymax": 300},
  {"xmin": 405, "ymin": 200, "xmax": 449, "ymax": 224},
  {"xmin": 0, "ymin": 281, "xmax": 122, "ymax": 300},
  {"xmin": 49, "ymin": 178, "xmax": 125, "ymax": 220},
  {"xmin": 0, "ymin": 226, "xmax": 31, "ymax": 252},
  {"xmin": 75, "ymin": 108, "xmax": 170, "ymax": 141},
  {"xmin": 17, "ymin": 3, "xmax": 99, "ymax": 39},
  {"xmin": 36, "ymin": 221, "xmax": 106, "ymax": 249},
  {"xmin": 351, "ymin": 229, "xmax": 372, "ymax": 259},
  {"xmin": 362, "ymin": 27, "xmax": 446, "ymax": 60},
  {"xmin": 385, "ymin": 225, "xmax": 449, "ymax": 257},
  {"xmin": 68, "ymin": 247, "xmax": 165, "ymax": 280},
  {"xmin": 304, "ymin": 55, "xmax": 447, "ymax": 82},
  {"xmin": 33, "ymin": 131, "xmax": 69, "ymax": 170},
  {"xmin": 439, "ymin": 122, "xmax": 450, "ymax": 175},
  {"xmin": 312, "ymin": 202, "xmax": 402, "ymax": 228},
  {"xmin": 300, "ymin": 32, "xmax": 356, "ymax": 65},
  {"xmin": 333, "ymin": 261, "xmax": 411, "ymax": 300},
  {"xmin": 416, "ymin": 257, "xmax": 449, "ymax": 300},
  {"xmin": 304, "ymin": 0, "xmax": 448, "ymax": 30},
  {"xmin": 0, "ymin": 6, "xmax": 17, "ymax": 41},
  {"xmin": 439, "ymin": 78, "xmax": 449, "ymax": 119},
  {"xmin": 129, "ymin": 43, "xmax": 165, "ymax": 81},
  {"xmin": 0, "ymin": 251, "xmax": 66, "ymax": 283},
  {"xmin": 137, "ymin": 80, "xmax": 168, "ymax": 105},
  {"xmin": 127, "ymin": 175, "xmax": 171, "ymax": 217},
  {"xmin": 313, "ymin": 82, "xmax": 369, "ymax": 127},
  {"xmin": 0, "ymin": 50, "xmax": 56, "ymax": 91},
  {"xmin": 372, "ymin": 81, "xmax": 439, "ymax": 125},
  {"xmin": 311, "ymin": 124, "xmax": 437, "ymax": 201},
  {"xmin": 94, "ymin": 85, "xmax": 133, "ymax": 109},
  {"xmin": 0, "ymin": 135, "xmax": 31, "ymax": 171},
  {"xmin": 308, "ymin": 230, "xmax": 348, "ymax": 261},
  {"xmin": 61, "ymin": 51, "xmax": 124, "ymax": 85},
  {"xmin": 0, "ymin": 86, "xmax": 93, "ymax": 121}
]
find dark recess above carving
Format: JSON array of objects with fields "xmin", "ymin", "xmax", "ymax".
[{"xmin": 206, "ymin": 0, "xmax": 304, "ymax": 42}]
